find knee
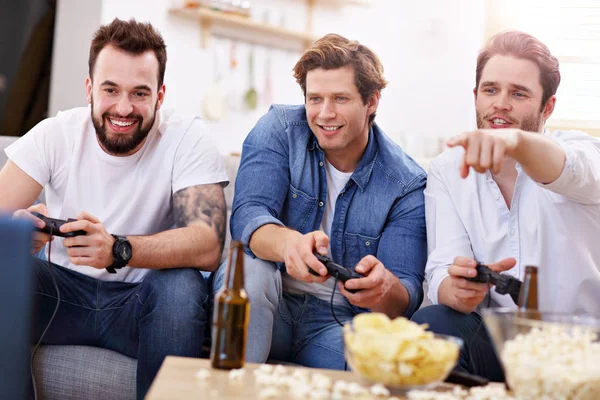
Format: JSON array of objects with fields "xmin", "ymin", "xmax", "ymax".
[
  {"xmin": 213, "ymin": 255, "xmax": 280, "ymax": 304},
  {"xmin": 143, "ymin": 268, "xmax": 209, "ymax": 317},
  {"xmin": 411, "ymin": 305, "xmax": 469, "ymax": 335},
  {"xmin": 244, "ymin": 255, "xmax": 280, "ymax": 297}
]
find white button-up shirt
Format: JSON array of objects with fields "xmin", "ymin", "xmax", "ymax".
[{"xmin": 424, "ymin": 129, "xmax": 600, "ymax": 314}]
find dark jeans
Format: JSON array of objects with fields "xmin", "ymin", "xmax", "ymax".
[
  {"xmin": 411, "ymin": 305, "xmax": 505, "ymax": 382},
  {"xmin": 32, "ymin": 258, "xmax": 210, "ymax": 400}
]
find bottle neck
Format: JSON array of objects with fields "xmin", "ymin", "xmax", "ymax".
[{"xmin": 225, "ymin": 243, "xmax": 245, "ymax": 290}]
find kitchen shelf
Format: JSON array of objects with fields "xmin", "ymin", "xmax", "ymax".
[
  {"xmin": 294, "ymin": 0, "xmax": 368, "ymax": 5},
  {"xmin": 169, "ymin": 7, "xmax": 317, "ymax": 51}
]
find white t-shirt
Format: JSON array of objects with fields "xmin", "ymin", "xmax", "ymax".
[
  {"xmin": 6, "ymin": 107, "xmax": 228, "ymax": 283},
  {"xmin": 282, "ymin": 158, "xmax": 353, "ymax": 306}
]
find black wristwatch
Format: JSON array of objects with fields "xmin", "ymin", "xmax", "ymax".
[{"xmin": 106, "ymin": 235, "xmax": 132, "ymax": 274}]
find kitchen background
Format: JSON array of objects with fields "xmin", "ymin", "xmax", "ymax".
[{"xmin": 3, "ymin": 0, "xmax": 599, "ymax": 161}]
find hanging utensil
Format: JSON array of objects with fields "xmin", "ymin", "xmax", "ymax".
[
  {"xmin": 202, "ymin": 40, "xmax": 226, "ymax": 122},
  {"xmin": 226, "ymin": 40, "xmax": 242, "ymax": 112},
  {"xmin": 263, "ymin": 51, "xmax": 272, "ymax": 106},
  {"xmin": 243, "ymin": 48, "xmax": 258, "ymax": 110}
]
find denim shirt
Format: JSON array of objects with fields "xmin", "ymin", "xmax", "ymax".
[{"xmin": 230, "ymin": 104, "xmax": 427, "ymax": 317}]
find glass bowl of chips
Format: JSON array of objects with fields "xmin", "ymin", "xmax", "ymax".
[
  {"xmin": 482, "ymin": 308, "xmax": 600, "ymax": 400},
  {"xmin": 343, "ymin": 313, "xmax": 462, "ymax": 389}
]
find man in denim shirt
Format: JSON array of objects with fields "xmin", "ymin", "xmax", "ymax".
[{"xmin": 215, "ymin": 34, "xmax": 427, "ymax": 369}]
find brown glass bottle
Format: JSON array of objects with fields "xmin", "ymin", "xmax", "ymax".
[
  {"xmin": 211, "ymin": 241, "xmax": 250, "ymax": 369},
  {"xmin": 517, "ymin": 265, "xmax": 539, "ymax": 310}
]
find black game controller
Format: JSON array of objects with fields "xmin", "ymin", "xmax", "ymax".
[
  {"xmin": 309, "ymin": 254, "xmax": 365, "ymax": 293},
  {"xmin": 31, "ymin": 212, "xmax": 86, "ymax": 238},
  {"xmin": 466, "ymin": 263, "xmax": 522, "ymax": 304}
]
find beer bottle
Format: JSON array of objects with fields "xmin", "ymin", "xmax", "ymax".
[
  {"xmin": 211, "ymin": 241, "xmax": 250, "ymax": 369},
  {"xmin": 517, "ymin": 265, "xmax": 539, "ymax": 310}
]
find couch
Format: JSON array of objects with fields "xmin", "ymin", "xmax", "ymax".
[{"xmin": 1, "ymin": 135, "xmax": 431, "ymax": 399}]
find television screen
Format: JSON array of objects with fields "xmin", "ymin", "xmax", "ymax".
[{"xmin": 0, "ymin": 0, "xmax": 57, "ymax": 137}]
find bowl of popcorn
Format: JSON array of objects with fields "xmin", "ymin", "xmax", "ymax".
[
  {"xmin": 343, "ymin": 313, "xmax": 461, "ymax": 389},
  {"xmin": 482, "ymin": 308, "xmax": 600, "ymax": 400}
]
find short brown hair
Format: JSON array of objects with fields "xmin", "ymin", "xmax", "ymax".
[
  {"xmin": 293, "ymin": 34, "xmax": 387, "ymax": 125},
  {"xmin": 89, "ymin": 18, "xmax": 167, "ymax": 88},
  {"xmin": 476, "ymin": 30, "xmax": 560, "ymax": 110}
]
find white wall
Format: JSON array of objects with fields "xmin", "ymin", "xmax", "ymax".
[
  {"xmin": 49, "ymin": 0, "xmax": 485, "ymax": 157},
  {"xmin": 48, "ymin": 0, "xmax": 102, "ymax": 116}
]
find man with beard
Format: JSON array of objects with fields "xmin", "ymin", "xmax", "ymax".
[
  {"xmin": 412, "ymin": 30, "xmax": 600, "ymax": 381},
  {"xmin": 0, "ymin": 19, "xmax": 227, "ymax": 399}
]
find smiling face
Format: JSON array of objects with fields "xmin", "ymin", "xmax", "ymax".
[
  {"xmin": 305, "ymin": 66, "xmax": 379, "ymax": 172},
  {"xmin": 86, "ymin": 45, "xmax": 165, "ymax": 156},
  {"xmin": 475, "ymin": 54, "xmax": 555, "ymax": 133}
]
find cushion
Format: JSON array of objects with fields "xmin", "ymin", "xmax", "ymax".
[
  {"xmin": 0, "ymin": 135, "xmax": 18, "ymax": 168},
  {"xmin": 32, "ymin": 345, "xmax": 136, "ymax": 400}
]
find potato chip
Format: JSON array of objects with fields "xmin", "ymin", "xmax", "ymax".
[
  {"xmin": 353, "ymin": 312, "xmax": 392, "ymax": 332},
  {"xmin": 344, "ymin": 315, "xmax": 461, "ymax": 387}
]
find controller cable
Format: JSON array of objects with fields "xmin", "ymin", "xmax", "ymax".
[
  {"xmin": 329, "ymin": 272, "xmax": 348, "ymax": 371},
  {"xmin": 330, "ymin": 272, "xmax": 344, "ymax": 327},
  {"xmin": 30, "ymin": 229, "xmax": 61, "ymax": 400}
]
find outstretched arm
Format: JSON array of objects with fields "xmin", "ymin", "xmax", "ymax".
[{"xmin": 447, "ymin": 128, "xmax": 565, "ymax": 184}]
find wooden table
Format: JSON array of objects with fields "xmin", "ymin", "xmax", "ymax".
[{"xmin": 146, "ymin": 356, "xmax": 425, "ymax": 399}]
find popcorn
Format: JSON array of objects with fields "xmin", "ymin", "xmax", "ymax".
[
  {"xmin": 309, "ymin": 389, "xmax": 330, "ymax": 399},
  {"xmin": 451, "ymin": 386, "xmax": 468, "ymax": 397},
  {"xmin": 255, "ymin": 372, "xmax": 278, "ymax": 386},
  {"xmin": 259, "ymin": 364, "xmax": 274, "ymax": 373},
  {"xmin": 332, "ymin": 380, "xmax": 350, "ymax": 393},
  {"xmin": 228, "ymin": 368, "xmax": 245, "ymax": 381},
  {"xmin": 407, "ymin": 383, "xmax": 515, "ymax": 400},
  {"xmin": 273, "ymin": 364, "xmax": 287, "ymax": 376},
  {"xmin": 311, "ymin": 372, "xmax": 333, "ymax": 391},
  {"xmin": 195, "ymin": 368, "xmax": 211, "ymax": 380},
  {"xmin": 258, "ymin": 387, "xmax": 280, "ymax": 399},
  {"xmin": 501, "ymin": 325, "xmax": 600, "ymax": 400},
  {"xmin": 290, "ymin": 383, "xmax": 312, "ymax": 398},
  {"xmin": 292, "ymin": 368, "xmax": 311, "ymax": 383},
  {"xmin": 346, "ymin": 382, "xmax": 369, "ymax": 396},
  {"xmin": 251, "ymin": 362, "xmax": 418, "ymax": 400},
  {"xmin": 371, "ymin": 383, "xmax": 391, "ymax": 397}
]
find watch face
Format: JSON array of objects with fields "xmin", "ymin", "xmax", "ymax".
[
  {"xmin": 120, "ymin": 245, "xmax": 131, "ymax": 260},
  {"xmin": 115, "ymin": 239, "xmax": 132, "ymax": 262}
]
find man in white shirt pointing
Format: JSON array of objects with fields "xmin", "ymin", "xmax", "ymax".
[{"xmin": 412, "ymin": 30, "xmax": 600, "ymax": 381}]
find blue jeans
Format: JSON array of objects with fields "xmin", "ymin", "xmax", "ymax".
[
  {"xmin": 411, "ymin": 305, "xmax": 505, "ymax": 382},
  {"xmin": 270, "ymin": 292, "xmax": 356, "ymax": 370},
  {"xmin": 211, "ymin": 255, "xmax": 357, "ymax": 369},
  {"xmin": 32, "ymin": 258, "xmax": 210, "ymax": 400}
]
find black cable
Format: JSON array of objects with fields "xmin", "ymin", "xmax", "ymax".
[
  {"xmin": 30, "ymin": 230, "xmax": 61, "ymax": 400},
  {"xmin": 329, "ymin": 273, "xmax": 348, "ymax": 371},
  {"xmin": 330, "ymin": 273, "xmax": 344, "ymax": 327}
]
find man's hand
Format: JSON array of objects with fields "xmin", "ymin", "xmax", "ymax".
[
  {"xmin": 282, "ymin": 231, "xmax": 330, "ymax": 283},
  {"xmin": 12, "ymin": 203, "xmax": 53, "ymax": 254},
  {"xmin": 338, "ymin": 255, "xmax": 394, "ymax": 309},
  {"xmin": 440, "ymin": 256, "xmax": 516, "ymax": 314},
  {"xmin": 61, "ymin": 211, "xmax": 115, "ymax": 269},
  {"xmin": 447, "ymin": 129, "xmax": 522, "ymax": 178}
]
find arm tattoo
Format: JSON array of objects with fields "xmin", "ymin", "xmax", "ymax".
[{"xmin": 173, "ymin": 184, "xmax": 227, "ymax": 250}]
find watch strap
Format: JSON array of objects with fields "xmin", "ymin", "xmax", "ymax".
[{"xmin": 106, "ymin": 234, "xmax": 130, "ymax": 274}]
